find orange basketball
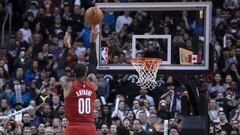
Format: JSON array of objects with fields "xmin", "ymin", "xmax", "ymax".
[{"xmin": 85, "ymin": 7, "xmax": 103, "ymax": 26}]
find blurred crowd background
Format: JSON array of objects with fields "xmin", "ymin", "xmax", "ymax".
[{"xmin": 0, "ymin": 0, "xmax": 239, "ymax": 135}]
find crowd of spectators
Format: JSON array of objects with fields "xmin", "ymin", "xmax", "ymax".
[{"xmin": 0, "ymin": 0, "xmax": 239, "ymax": 135}]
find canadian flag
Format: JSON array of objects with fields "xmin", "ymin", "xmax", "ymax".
[{"xmin": 189, "ymin": 55, "xmax": 201, "ymax": 64}]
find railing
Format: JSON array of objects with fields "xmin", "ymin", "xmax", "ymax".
[{"xmin": 1, "ymin": 3, "xmax": 12, "ymax": 47}]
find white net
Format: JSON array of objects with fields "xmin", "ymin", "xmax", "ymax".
[{"xmin": 130, "ymin": 58, "xmax": 161, "ymax": 90}]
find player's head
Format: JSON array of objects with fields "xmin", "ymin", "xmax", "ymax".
[{"xmin": 73, "ymin": 63, "xmax": 86, "ymax": 78}]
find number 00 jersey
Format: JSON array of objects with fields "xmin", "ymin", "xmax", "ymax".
[{"xmin": 64, "ymin": 80, "xmax": 96, "ymax": 123}]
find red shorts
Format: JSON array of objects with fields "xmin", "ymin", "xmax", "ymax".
[{"xmin": 64, "ymin": 122, "xmax": 96, "ymax": 135}]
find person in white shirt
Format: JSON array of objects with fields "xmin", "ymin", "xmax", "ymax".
[
  {"xmin": 208, "ymin": 99, "xmax": 219, "ymax": 123},
  {"xmin": 112, "ymin": 100, "xmax": 126, "ymax": 122},
  {"xmin": 135, "ymin": 87, "xmax": 154, "ymax": 106},
  {"xmin": 19, "ymin": 21, "xmax": 32, "ymax": 43},
  {"xmin": 28, "ymin": 1, "xmax": 39, "ymax": 18},
  {"xmin": 115, "ymin": 11, "xmax": 133, "ymax": 33},
  {"xmin": 73, "ymin": 39, "xmax": 86, "ymax": 58}
]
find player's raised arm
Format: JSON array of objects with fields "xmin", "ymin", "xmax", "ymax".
[
  {"xmin": 60, "ymin": 75, "xmax": 72, "ymax": 97},
  {"xmin": 88, "ymin": 25, "xmax": 99, "ymax": 75},
  {"xmin": 60, "ymin": 32, "xmax": 72, "ymax": 97}
]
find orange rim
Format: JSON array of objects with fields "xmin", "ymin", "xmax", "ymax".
[{"xmin": 130, "ymin": 58, "xmax": 162, "ymax": 70}]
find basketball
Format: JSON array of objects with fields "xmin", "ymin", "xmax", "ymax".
[{"xmin": 85, "ymin": 7, "xmax": 103, "ymax": 26}]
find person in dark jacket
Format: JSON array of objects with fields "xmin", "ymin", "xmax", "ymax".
[{"xmin": 133, "ymin": 119, "xmax": 147, "ymax": 135}]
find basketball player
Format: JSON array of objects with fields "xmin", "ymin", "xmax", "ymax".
[{"xmin": 60, "ymin": 26, "xmax": 99, "ymax": 135}]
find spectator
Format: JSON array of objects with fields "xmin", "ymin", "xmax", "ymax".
[
  {"xmin": 51, "ymin": 95, "xmax": 61, "ymax": 117},
  {"xmin": 32, "ymin": 33, "xmax": 43, "ymax": 59},
  {"xmin": 230, "ymin": 130, "xmax": 239, "ymax": 135},
  {"xmin": 27, "ymin": 0, "xmax": 39, "ymax": 18},
  {"xmin": 3, "ymin": 119, "xmax": 21, "ymax": 134},
  {"xmin": 15, "ymin": 31, "xmax": 29, "ymax": 50},
  {"xmin": 112, "ymin": 100, "xmax": 127, "ymax": 121},
  {"xmin": 30, "ymin": 125, "xmax": 37, "ymax": 135},
  {"xmin": 52, "ymin": 117, "xmax": 61, "ymax": 132},
  {"xmin": 115, "ymin": 11, "xmax": 133, "ymax": 33},
  {"xmin": 157, "ymin": 99, "xmax": 171, "ymax": 120},
  {"xmin": 19, "ymin": 21, "xmax": 32, "ymax": 43},
  {"xmin": 110, "ymin": 124, "xmax": 117, "ymax": 135},
  {"xmin": 132, "ymin": 99, "xmax": 141, "ymax": 114},
  {"xmin": 100, "ymin": 123, "xmax": 109, "ymax": 135},
  {"xmin": 208, "ymin": 73, "xmax": 227, "ymax": 97},
  {"xmin": 160, "ymin": 83, "xmax": 181, "ymax": 116},
  {"xmin": 62, "ymin": 1, "xmax": 72, "ymax": 27},
  {"xmin": 97, "ymin": 75, "xmax": 110, "ymax": 100},
  {"xmin": 117, "ymin": 126, "xmax": 130, "ymax": 135},
  {"xmin": 72, "ymin": 5, "xmax": 84, "ymax": 33},
  {"xmin": 37, "ymin": 123, "xmax": 45, "ymax": 135},
  {"xmin": 11, "ymin": 80, "xmax": 31, "ymax": 107},
  {"xmin": 73, "ymin": 39, "xmax": 86, "ymax": 59},
  {"xmin": 29, "ymin": 101, "xmax": 41, "ymax": 127},
  {"xmin": 0, "ymin": 98, "xmax": 12, "ymax": 115},
  {"xmin": 79, "ymin": 25, "xmax": 91, "ymax": 48},
  {"xmin": 230, "ymin": 119, "xmax": 239, "ymax": 133},
  {"xmin": 22, "ymin": 112, "xmax": 32, "ymax": 127},
  {"xmin": 23, "ymin": 126, "xmax": 31, "ymax": 135},
  {"xmin": 102, "ymin": 105, "xmax": 112, "ymax": 125},
  {"xmin": 35, "ymin": 86, "xmax": 51, "ymax": 105},
  {"xmin": 13, "ymin": 50, "xmax": 31, "ymax": 72},
  {"xmin": 209, "ymin": 99, "xmax": 219, "ymax": 123},
  {"xmin": 135, "ymin": 87, "xmax": 154, "ymax": 106},
  {"xmin": 123, "ymin": 117, "xmax": 131, "ymax": 130},
  {"xmin": 149, "ymin": 113, "xmax": 162, "ymax": 134},
  {"xmin": 111, "ymin": 117, "xmax": 121, "ymax": 127},
  {"xmin": 1, "ymin": 83, "xmax": 14, "ymax": 104},
  {"xmin": 125, "ymin": 110, "xmax": 135, "ymax": 122},
  {"xmin": 11, "ymin": 67, "xmax": 24, "ymax": 83},
  {"xmin": 216, "ymin": 111, "xmax": 231, "ymax": 134},
  {"xmin": 169, "ymin": 127, "xmax": 180, "ymax": 135},
  {"xmin": 132, "ymin": 119, "xmax": 146, "ymax": 135},
  {"xmin": 138, "ymin": 111, "xmax": 156, "ymax": 134},
  {"xmin": 220, "ymin": 130, "xmax": 227, "ymax": 135},
  {"xmin": 44, "ymin": 126, "xmax": 54, "ymax": 135},
  {"xmin": 40, "ymin": 104, "xmax": 53, "ymax": 126},
  {"xmin": 94, "ymin": 109, "xmax": 103, "ymax": 129},
  {"xmin": 103, "ymin": 12, "xmax": 116, "ymax": 31}
]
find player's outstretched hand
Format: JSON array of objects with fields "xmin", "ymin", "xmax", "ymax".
[
  {"xmin": 64, "ymin": 32, "xmax": 71, "ymax": 48},
  {"xmin": 90, "ymin": 25, "xmax": 99, "ymax": 43}
]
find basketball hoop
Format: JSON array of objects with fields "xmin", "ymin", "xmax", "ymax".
[{"xmin": 130, "ymin": 58, "xmax": 161, "ymax": 90}]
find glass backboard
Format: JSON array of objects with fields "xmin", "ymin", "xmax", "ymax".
[{"xmin": 95, "ymin": 2, "xmax": 212, "ymax": 74}]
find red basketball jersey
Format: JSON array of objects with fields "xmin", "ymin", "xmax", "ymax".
[{"xmin": 64, "ymin": 80, "xmax": 96, "ymax": 123}]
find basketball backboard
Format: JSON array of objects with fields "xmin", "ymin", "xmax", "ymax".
[{"xmin": 95, "ymin": 2, "xmax": 212, "ymax": 74}]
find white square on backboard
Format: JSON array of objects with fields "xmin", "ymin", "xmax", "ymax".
[{"xmin": 132, "ymin": 35, "xmax": 171, "ymax": 65}]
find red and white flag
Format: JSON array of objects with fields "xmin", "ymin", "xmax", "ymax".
[{"xmin": 189, "ymin": 55, "xmax": 201, "ymax": 64}]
